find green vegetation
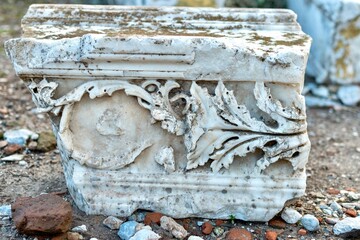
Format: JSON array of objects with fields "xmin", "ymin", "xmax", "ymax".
[
  {"xmin": 225, "ymin": 0, "xmax": 287, "ymax": 8},
  {"xmin": 229, "ymin": 214, "xmax": 236, "ymax": 224}
]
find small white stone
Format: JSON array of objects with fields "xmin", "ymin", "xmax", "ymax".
[
  {"xmin": 103, "ymin": 216, "xmax": 123, "ymax": 230},
  {"xmin": 4, "ymin": 129, "xmax": 38, "ymax": 145},
  {"xmin": 301, "ymin": 214, "xmax": 319, "ymax": 232},
  {"xmin": 322, "ymin": 208, "xmax": 333, "ymax": 216},
  {"xmin": 338, "ymin": 85, "xmax": 360, "ymax": 106},
  {"xmin": 1, "ymin": 154, "xmax": 24, "ymax": 161},
  {"xmin": 71, "ymin": 224, "xmax": 87, "ymax": 233},
  {"xmin": 0, "ymin": 140, "xmax": 8, "ymax": 149},
  {"xmin": 311, "ymin": 85, "xmax": 329, "ymax": 98},
  {"xmin": 18, "ymin": 160, "xmax": 28, "ymax": 166},
  {"xmin": 188, "ymin": 236, "xmax": 204, "ymax": 240},
  {"xmin": 342, "ymin": 202, "xmax": 360, "ymax": 209},
  {"xmin": 160, "ymin": 216, "xmax": 188, "ymax": 239},
  {"xmin": 0, "ymin": 205, "xmax": 11, "ymax": 217},
  {"xmin": 305, "ymin": 96, "xmax": 340, "ymax": 108},
  {"xmin": 325, "ymin": 217, "xmax": 339, "ymax": 225},
  {"xmin": 68, "ymin": 232, "xmax": 84, "ymax": 240},
  {"xmin": 129, "ymin": 229, "xmax": 161, "ymax": 240},
  {"xmin": 281, "ymin": 207, "xmax": 302, "ymax": 224},
  {"xmin": 28, "ymin": 141, "xmax": 38, "ymax": 150},
  {"xmin": 347, "ymin": 192, "xmax": 360, "ymax": 201},
  {"xmin": 330, "ymin": 201, "xmax": 343, "ymax": 214},
  {"xmin": 213, "ymin": 226, "xmax": 225, "ymax": 237},
  {"xmin": 135, "ymin": 223, "xmax": 151, "ymax": 232}
]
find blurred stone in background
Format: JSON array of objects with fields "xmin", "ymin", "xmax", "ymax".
[
  {"xmin": 288, "ymin": 0, "xmax": 360, "ymax": 107},
  {"xmin": 224, "ymin": 0, "xmax": 286, "ymax": 8},
  {"xmin": 288, "ymin": 0, "xmax": 360, "ymax": 85}
]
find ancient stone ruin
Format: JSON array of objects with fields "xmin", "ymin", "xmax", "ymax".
[
  {"xmin": 288, "ymin": 0, "xmax": 360, "ymax": 107},
  {"xmin": 288, "ymin": 0, "xmax": 360, "ymax": 85},
  {"xmin": 5, "ymin": 4, "xmax": 311, "ymax": 221}
]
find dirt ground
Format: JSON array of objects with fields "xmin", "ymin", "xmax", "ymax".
[{"xmin": 1, "ymin": 2, "xmax": 360, "ymax": 240}]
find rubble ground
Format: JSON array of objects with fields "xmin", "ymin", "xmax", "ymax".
[
  {"xmin": 1, "ymin": 1, "xmax": 360, "ymax": 240},
  {"xmin": 1, "ymin": 91, "xmax": 359, "ymax": 239}
]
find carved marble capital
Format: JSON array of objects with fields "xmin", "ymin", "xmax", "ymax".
[{"xmin": 5, "ymin": 4, "xmax": 312, "ymax": 221}]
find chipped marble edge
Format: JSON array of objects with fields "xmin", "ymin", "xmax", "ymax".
[
  {"xmin": 4, "ymin": 34, "xmax": 311, "ymax": 84},
  {"xmin": 19, "ymin": 4, "xmax": 306, "ymax": 39},
  {"xmin": 63, "ymin": 159, "xmax": 307, "ymax": 221}
]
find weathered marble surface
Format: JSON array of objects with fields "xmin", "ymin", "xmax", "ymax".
[
  {"xmin": 288, "ymin": 0, "xmax": 360, "ymax": 84},
  {"xmin": 114, "ymin": 0, "xmax": 177, "ymax": 6},
  {"xmin": 5, "ymin": 4, "xmax": 311, "ymax": 221},
  {"xmin": 114, "ymin": 0, "xmax": 225, "ymax": 7}
]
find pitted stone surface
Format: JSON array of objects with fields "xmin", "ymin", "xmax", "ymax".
[{"xmin": 5, "ymin": 5, "xmax": 311, "ymax": 221}]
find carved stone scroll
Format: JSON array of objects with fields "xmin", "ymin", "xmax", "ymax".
[{"xmin": 5, "ymin": 4, "xmax": 312, "ymax": 221}]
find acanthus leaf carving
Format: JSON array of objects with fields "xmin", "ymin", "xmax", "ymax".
[
  {"xmin": 183, "ymin": 81, "xmax": 309, "ymax": 172},
  {"xmin": 28, "ymin": 78, "xmax": 309, "ymax": 173}
]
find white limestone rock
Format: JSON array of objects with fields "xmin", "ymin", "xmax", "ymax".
[
  {"xmin": 160, "ymin": 216, "xmax": 188, "ymax": 239},
  {"xmin": 129, "ymin": 229, "xmax": 161, "ymax": 240},
  {"xmin": 311, "ymin": 86, "xmax": 329, "ymax": 99},
  {"xmin": 333, "ymin": 217, "xmax": 360, "ymax": 238},
  {"xmin": 305, "ymin": 95, "xmax": 341, "ymax": 108},
  {"xmin": 135, "ymin": 223, "xmax": 152, "ymax": 232},
  {"xmin": 5, "ymin": 5, "xmax": 311, "ymax": 221},
  {"xmin": 4, "ymin": 129, "xmax": 38, "ymax": 146},
  {"xmin": 1, "ymin": 154, "xmax": 25, "ymax": 162},
  {"xmin": 330, "ymin": 201, "xmax": 343, "ymax": 214},
  {"xmin": 281, "ymin": 207, "xmax": 302, "ymax": 224},
  {"xmin": 188, "ymin": 236, "xmax": 204, "ymax": 240},
  {"xmin": 72, "ymin": 225, "xmax": 87, "ymax": 233},
  {"xmin": 0, "ymin": 205, "xmax": 11, "ymax": 217},
  {"xmin": 103, "ymin": 216, "xmax": 123, "ymax": 230},
  {"xmin": 338, "ymin": 85, "xmax": 360, "ymax": 106},
  {"xmin": 288, "ymin": 0, "xmax": 360, "ymax": 84},
  {"xmin": 301, "ymin": 214, "xmax": 320, "ymax": 232}
]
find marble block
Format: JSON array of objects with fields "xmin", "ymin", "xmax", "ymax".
[
  {"xmin": 288, "ymin": 0, "xmax": 360, "ymax": 84},
  {"xmin": 5, "ymin": 4, "xmax": 311, "ymax": 221},
  {"xmin": 114, "ymin": 0, "xmax": 225, "ymax": 7}
]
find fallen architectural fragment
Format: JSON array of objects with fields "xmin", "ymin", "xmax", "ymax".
[
  {"xmin": 5, "ymin": 4, "xmax": 311, "ymax": 221},
  {"xmin": 113, "ymin": 0, "xmax": 225, "ymax": 7},
  {"xmin": 288, "ymin": 0, "xmax": 360, "ymax": 85}
]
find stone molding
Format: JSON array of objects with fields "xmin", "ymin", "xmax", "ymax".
[{"xmin": 5, "ymin": 4, "xmax": 311, "ymax": 221}]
